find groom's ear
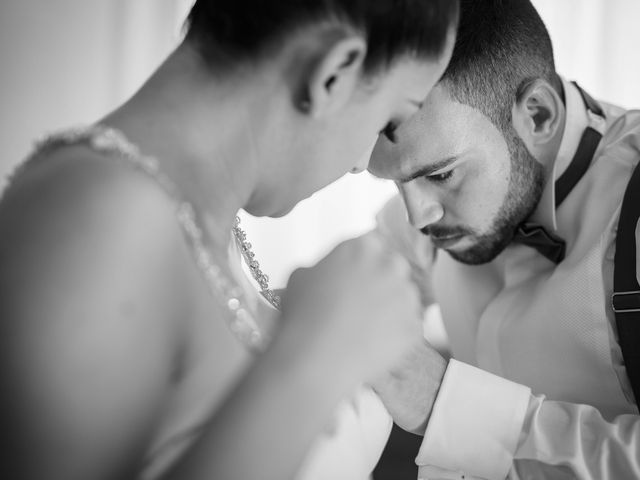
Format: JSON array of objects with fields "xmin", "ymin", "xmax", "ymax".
[
  {"xmin": 512, "ymin": 78, "xmax": 564, "ymax": 157},
  {"xmin": 298, "ymin": 33, "xmax": 367, "ymax": 118}
]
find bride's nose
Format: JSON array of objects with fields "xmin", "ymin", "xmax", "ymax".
[{"xmin": 350, "ymin": 138, "xmax": 377, "ymax": 174}]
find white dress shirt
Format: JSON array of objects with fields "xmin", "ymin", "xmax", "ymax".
[{"xmin": 378, "ymin": 79, "xmax": 640, "ymax": 479}]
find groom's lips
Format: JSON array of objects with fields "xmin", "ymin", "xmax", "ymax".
[{"xmin": 429, "ymin": 234, "xmax": 464, "ymax": 249}]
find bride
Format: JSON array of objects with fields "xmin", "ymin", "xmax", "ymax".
[{"xmin": 0, "ymin": 1, "xmax": 457, "ymax": 478}]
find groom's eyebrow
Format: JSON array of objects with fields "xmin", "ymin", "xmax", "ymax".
[{"xmin": 398, "ymin": 156, "xmax": 457, "ymax": 183}]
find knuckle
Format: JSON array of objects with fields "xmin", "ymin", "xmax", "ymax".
[
  {"xmin": 337, "ymin": 237, "xmax": 362, "ymax": 260},
  {"xmin": 362, "ymin": 232, "xmax": 384, "ymax": 252},
  {"xmin": 289, "ymin": 266, "xmax": 307, "ymax": 279},
  {"xmin": 288, "ymin": 266, "xmax": 310, "ymax": 287},
  {"xmin": 388, "ymin": 251, "xmax": 412, "ymax": 276}
]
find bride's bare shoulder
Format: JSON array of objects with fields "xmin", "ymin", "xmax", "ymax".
[
  {"xmin": 1, "ymin": 143, "xmax": 180, "ymax": 245},
  {"xmin": 0, "ymin": 144, "xmax": 198, "ymax": 478},
  {"xmin": 5, "ymin": 143, "xmax": 166, "ymax": 215},
  {"xmin": 0, "ymin": 142, "xmax": 192, "ymax": 323}
]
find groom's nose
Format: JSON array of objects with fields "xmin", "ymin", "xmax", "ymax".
[{"xmin": 399, "ymin": 182, "xmax": 444, "ymax": 230}]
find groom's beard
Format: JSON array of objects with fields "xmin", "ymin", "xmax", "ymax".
[{"xmin": 426, "ymin": 133, "xmax": 545, "ymax": 265}]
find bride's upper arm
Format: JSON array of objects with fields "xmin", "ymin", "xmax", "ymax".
[{"xmin": 0, "ymin": 148, "xmax": 191, "ymax": 479}]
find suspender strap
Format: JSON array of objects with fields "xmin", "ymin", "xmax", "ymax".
[
  {"xmin": 555, "ymin": 82, "xmax": 605, "ymax": 208},
  {"xmin": 513, "ymin": 83, "xmax": 606, "ymax": 264},
  {"xmin": 566, "ymin": 83, "xmax": 640, "ymax": 403},
  {"xmin": 572, "ymin": 82, "xmax": 605, "ymax": 117},
  {"xmin": 612, "ymin": 161, "xmax": 640, "ymax": 403}
]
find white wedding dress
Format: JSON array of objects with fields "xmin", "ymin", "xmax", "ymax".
[
  {"xmin": 22, "ymin": 125, "xmax": 393, "ymax": 480},
  {"xmin": 141, "ymin": 238, "xmax": 394, "ymax": 479},
  {"xmin": 229, "ymin": 240, "xmax": 394, "ymax": 480}
]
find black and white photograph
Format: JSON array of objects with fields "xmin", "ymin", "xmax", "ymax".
[{"xmin": 0, "ymin": 1, "xmax": 639, "ymax": 479}]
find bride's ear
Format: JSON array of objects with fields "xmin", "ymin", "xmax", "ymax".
[{"xmin": 299, "ymin": 35, "xmax": 367, "ymax": 118}]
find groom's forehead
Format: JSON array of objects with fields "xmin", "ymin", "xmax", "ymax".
[
  {"xmin": 369, "ymin": 119, "xmax": 464, "ymax": 180},
  {"xmin": 369, "ymin": 134, "xmax": 446, "ymax": 182},
  {"xmin": 369, "ymin": 82, "xmax": 505, "ymax": 181}
]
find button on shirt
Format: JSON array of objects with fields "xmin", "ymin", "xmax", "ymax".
[{"xmin": 377, "ymin": 79, "xmax": 640, "ymax": 479}]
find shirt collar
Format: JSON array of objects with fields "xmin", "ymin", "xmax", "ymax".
[{"xmin": 528, "ymin": 78, "xmax": 590, "ymax": 232}]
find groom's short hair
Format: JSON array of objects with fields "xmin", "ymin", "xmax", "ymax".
[{"xmin": 440, "ymin": 0, "xmax": 562, "ymax": 132}]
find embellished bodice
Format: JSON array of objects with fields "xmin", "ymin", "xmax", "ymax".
[
  {"xmin": 15, "ymin": 125, "xmax": 269, "ymax": 351},
  {"xmin": 8, "ymin": 125, "xmax": 393, "ymax": 480},
  {"xmin": 8, "ymin": 125, "xmax": 271, "ymax": 478}
]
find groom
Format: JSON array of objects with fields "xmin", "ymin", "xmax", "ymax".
[{"xmin": 370, "ymin": 0, "xmax": 640, "ymax": 478}]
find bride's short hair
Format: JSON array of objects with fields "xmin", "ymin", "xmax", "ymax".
[{"xmin": 185, "ymin": 0, "xmax": 459, "ymax": 74}]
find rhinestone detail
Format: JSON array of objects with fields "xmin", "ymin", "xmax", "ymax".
[{"xmin": 232, "ymin": 217, "xmax": 281, "ymax": 310}]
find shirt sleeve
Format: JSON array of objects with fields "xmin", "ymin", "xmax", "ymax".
[
  {"xmin": 416, "ymin": 361, "xmax": 640, "ymax": 480},
  {"xmin": 415, "ymin": 360, "xmax": 530, "ymax": 480},
  {"xmin": 510, "ymin": 393, "xmax": 640, "ymax": 479}
]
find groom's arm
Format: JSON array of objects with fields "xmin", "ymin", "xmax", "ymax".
[
  {"xmin": 375, "ymin": 195, "xmax": 438, "ymax": 309},
  {"xmin": 371, "ymin": 196, "xmax": 533, "ymax": 480},
  {"xmin": 370, "ymin": 195, "xmax": 446, "ymax": 433},
  {"xmin": 369, "ymin": 338, "xmax": 446, "ymax": 434}
]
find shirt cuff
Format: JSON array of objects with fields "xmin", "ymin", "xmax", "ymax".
[{"xmin": 416, "ymin": 360, "xmax": 531, "ymax": 480}]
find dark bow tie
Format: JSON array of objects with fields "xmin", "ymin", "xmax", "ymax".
[
  {"xmin": 512, "ymin": 222, "xmax": 566, "ymax": 264},
  {"xmin": 511, "ymin": 82, "xmax": 604, "ymax": 265}
]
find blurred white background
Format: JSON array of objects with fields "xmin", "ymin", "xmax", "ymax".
[{"xmin": 1, "ymin": 0, "xmax": 640, "ymax": 288}]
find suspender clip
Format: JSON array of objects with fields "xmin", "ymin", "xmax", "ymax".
[{"xmin": 612, "ymin": 290, "xmax": 640, "ymax": 313}]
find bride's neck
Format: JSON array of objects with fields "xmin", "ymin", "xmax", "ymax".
[{"xmin": 102, "ymin": 43, "xmax": 269, "ymax": 249}]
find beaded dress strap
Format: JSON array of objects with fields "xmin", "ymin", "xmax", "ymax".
[{"xmin": 15, "ymin": 125, "xmax": 268, "ymax": 352}]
